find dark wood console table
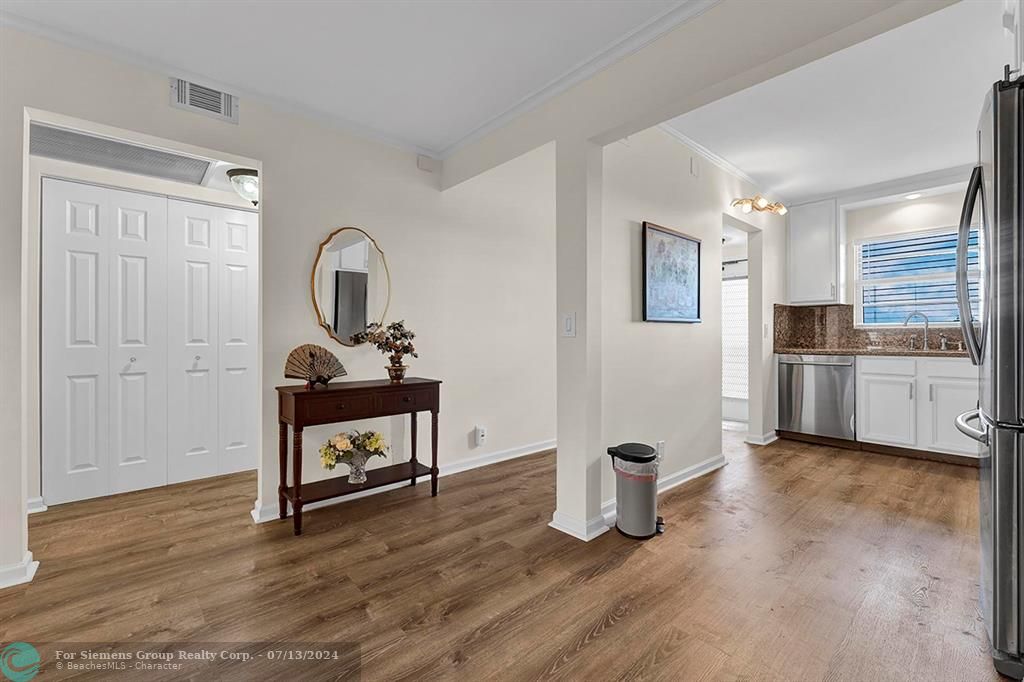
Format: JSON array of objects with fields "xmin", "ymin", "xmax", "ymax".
[{"xmin": 277, "ymin": 378, "xmax": 441, "ymax": 535}]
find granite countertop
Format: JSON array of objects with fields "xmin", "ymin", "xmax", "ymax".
[{"xmin": 775, "ymin": 346, "xmax": 969, "ymax": 358}]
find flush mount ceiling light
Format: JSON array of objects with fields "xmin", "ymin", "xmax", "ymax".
[
  {"xmin": 227, "ymin": 168, "xmax": 259, "ymax": 206},
  {"xmin": 904, "ymin": 193, "xmax": 922, "ymax": 200},
  {"xmin": 731, "ymin": 194, "xmax": 787, "ymax": 215}
]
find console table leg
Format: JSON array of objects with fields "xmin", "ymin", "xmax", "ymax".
[
  {"xmin": 431, "ymin": 410, "xmax": 439, "ymax": 497},
  {"xmin": 410, "ymin": 412, "xmax": 418, "ymax": 487},
  {"xmin": 278, "ymin": 422, "xmax": 288, "ymax": 519},
  {"xmin": 293, "ymin": 427, "xmax": 304, "ymax": 535}
]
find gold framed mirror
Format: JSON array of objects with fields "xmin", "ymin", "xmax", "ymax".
[{"xmin": 311, "ymin": 227, "xmax": 391, "ymax": 346}]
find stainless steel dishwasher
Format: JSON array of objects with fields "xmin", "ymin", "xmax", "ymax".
[{"xmin": 777, "ymin": 354, "xmax": 856, "ymax": 440}]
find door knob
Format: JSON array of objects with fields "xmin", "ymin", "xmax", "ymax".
[
  {"xmin": 129, "ymin": 356, "xmax": 137, "ymax": 363},
  {"xmin": 194, "ymin": 355, "xmax": 201, "ymax": 362}
]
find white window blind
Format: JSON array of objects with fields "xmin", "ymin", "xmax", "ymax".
[
  {"xmin": 722, "ymin": 277, "xmax": 748, "ymax": 400},
  {"xmin": 855, "ymin": 227, "xmax": 981, "ymax": 326}
]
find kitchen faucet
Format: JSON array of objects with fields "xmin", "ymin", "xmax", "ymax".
[{"xmin": 903, "ymin": 311, "xmax": 930, "ymax": 350}]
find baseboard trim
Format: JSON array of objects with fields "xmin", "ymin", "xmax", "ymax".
[
  {"xmin": 27, "ymin": 497, "xmax": 47, "ymax": 514},
  {"xmin": 251, "ymin": 440, "xmax": 557, "ymax": 524},
  {"xmin": 440, "ymin": 439, "xmax": 556, "ymax": 477},
  {"xmin": 548, "ymin": 510, "xmax": 610, "ymax": 542},
  {"xmin": 774, "ymin": 431, "xmax": 980, "ymax": 468},
  {"xmin": 601, "ymin": 453, "xmax": 727, "ymax": 527},
  {"xmin": 0, "ymin": 552, "xmax": 38, "ymax": 590},
  {"xmin": 745, "ymin": 431, "xmax": 778, "ymax": 446}
]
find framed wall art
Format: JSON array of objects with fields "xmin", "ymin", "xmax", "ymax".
[{"xmin": 642, "ymin": 221, "xmax": 701, "ymax": 323}]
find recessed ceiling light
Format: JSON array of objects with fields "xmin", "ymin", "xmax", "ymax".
[{"xmin": 904, "ymin": 193, "xmax": 922, "ymax": 200}]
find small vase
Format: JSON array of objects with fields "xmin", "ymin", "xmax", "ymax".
[
  {"xmin": 347, "ymin": 451, "xmax": 369, "ymax": 484},
  {"xmin": 387, "ymin": 364, "xmax": 408, "ymax": 383}
]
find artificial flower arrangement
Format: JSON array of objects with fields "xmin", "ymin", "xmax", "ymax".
[
  {"xmin": 352, "ymin": 320, "xmax": 419, "ymax": 383},
  {"xmin": 319, "ymin": 429, "xmax": 389, "ymax": 484}
]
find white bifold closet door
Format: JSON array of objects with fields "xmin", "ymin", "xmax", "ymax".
[
  {"xmin": 42, "ymin": 179, "xmax": 258, "ymax": 505},
  {"xmin": 42, "ymin": 178, "xmax": 168, "ymax": 504},
  {"xmin": 167, "ymin": 199, "xmax": 259, "ymax": 483}
]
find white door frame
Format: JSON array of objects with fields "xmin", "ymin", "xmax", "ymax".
[
  {"xmin": 721, "ymin": 213, "xmax": 771, "ymax": 446},
  {"xmin": 21, "ymin": 108, "xmax": 263, "ymax": 513}
]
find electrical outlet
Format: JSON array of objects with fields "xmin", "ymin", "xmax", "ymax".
[
  {"xmin": 656, "ymin": 440, "xmax": 665, "ymax": 459},
  {"xmin": 474, "ymin": 425, "xmax": 488, "ymax": 447}
]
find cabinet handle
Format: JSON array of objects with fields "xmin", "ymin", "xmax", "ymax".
[
  {"xmin": 830, "ymin": 283, "xmax": 836, "ymax": 299},
  {"xmin": 909, "ymin": 384, "xmax": 914, "ymax": 400},
  {"xmin": 929, "ymin": 385, "xmax": 934, "ymax": 402},
  {"xmin": 336, "ymin": 403, "xmax": 347, "ymax": 410},
  {"xmin": 402, "ymin": 395, "xmax": 413, "ymax": 403}
]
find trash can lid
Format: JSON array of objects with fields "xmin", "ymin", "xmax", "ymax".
[{"xmin": 607, "ymin": 442, "xmax": 656, "ymax": 463}]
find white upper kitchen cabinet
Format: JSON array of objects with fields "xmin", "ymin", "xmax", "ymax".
[{"xmin": 787, "ymin": 198, "xmax": 843, "ymax": 305}]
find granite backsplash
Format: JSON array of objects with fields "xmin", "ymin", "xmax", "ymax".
[{"xmin": 774, "ymin": 304, "xmax": 966, "ymax": 353}]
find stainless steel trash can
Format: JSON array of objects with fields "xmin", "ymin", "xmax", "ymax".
[{"xmin": 608, "ymin": 443, "xmax": 663, "ymax": 539}]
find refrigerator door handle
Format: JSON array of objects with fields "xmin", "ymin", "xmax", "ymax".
[
  {"xmin": 955, "ymin": 165, "xmax": 984, "ymax": 366},
  {"xmin": 955, "ymin": 408, "xmax": 988, "ymax": 445}
]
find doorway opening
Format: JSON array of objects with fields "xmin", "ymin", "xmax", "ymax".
[{"xmin": 721, "ymin": 222, "xmax": 749, "ymax": 431}]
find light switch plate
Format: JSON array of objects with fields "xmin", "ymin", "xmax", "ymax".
[{"xmin": 561, "ymin": 312, "xmax": 577, "ymax": 337}]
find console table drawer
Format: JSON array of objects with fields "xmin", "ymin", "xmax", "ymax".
[
  {"xmin": 378, "ymin": 389, "xmax": 433, "ymax": 415},
  {"xmin": 302, "ymin": 395, "xmax": 374, "ymax": 423}
]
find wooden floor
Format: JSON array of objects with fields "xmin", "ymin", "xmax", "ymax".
[{"xmin": 1, "ymin": 431, "xmax": 997, "ymax": 681}]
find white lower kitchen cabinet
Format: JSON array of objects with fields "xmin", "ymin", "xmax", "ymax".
[
  {"xmin": 856, "ymin": 357, "xmax": 917, "ymax": 447},
  {"xmin": 918, "ymin": 359, "xmax": 982, "ymax": 456},
  {"xmin": 855, "ymin": 356, "xmax": 980, "ymax": 457}
]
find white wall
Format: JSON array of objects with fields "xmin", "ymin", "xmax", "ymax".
[
  {"xmin": 0, "ymin": 27, "xmax": 556, "ymax": 568},
  {"xmin": 843, "ymin": 191, "xmax": 964, "ymax": 288},
  {"xmin": 600, "ymin": 129, "xmax": 782, "ymax": 501}
]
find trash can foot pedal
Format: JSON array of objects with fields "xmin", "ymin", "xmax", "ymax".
[{"xmin": 655, "ymin": 516, "xmax": 665, "ymax": 534}]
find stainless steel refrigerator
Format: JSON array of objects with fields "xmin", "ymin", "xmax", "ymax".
[{"xmin": 954, "ymin": 69, "xmax": 1024, "ymax": 680}]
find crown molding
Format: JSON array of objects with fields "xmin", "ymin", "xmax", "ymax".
[
  {"xmin": 438, "ymin": 0, "xmax": 721, "ymax": 159},
  {"xmin": 0, "ymin": 11, "xmax": 440, "ymax": 159},
  {"xmin": 656, "ymin": 123, "xmax": 773, "ymax": 193},
  {"xmin": 788, "ymin": 164, "xmax": 974, "ymax": 208}
]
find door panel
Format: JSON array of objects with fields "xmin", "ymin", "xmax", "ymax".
[
  {"xmin": 217, "ymin": 207, "xmax": 259, "ymax": 475},
  {"xmin": 168, "ymin": 200, "xmax": 220, "ymax": 483},
  {"xmin": 65, "ymin": 374, "xmax": 101, "ymax": 472},
  {"xmin": 42, "ymin": 179, "xmax": 111, "ymax": 505},
  {"xmin": 107, "ymin": 188, "xmax": 167, "ymax": 494}
]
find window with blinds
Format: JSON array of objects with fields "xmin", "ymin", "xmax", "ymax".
[
  {"xmin": 722, "ymin": 277, "xmax": 748, "ymax": 400},
  {"xmin": 855, "ymin": 227, "xmax": 981, "ymax": 326}
]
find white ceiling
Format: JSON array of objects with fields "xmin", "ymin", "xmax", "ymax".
[
  {"xmin": 1, "ymin": 0, "xmax": 697, "ymax": 156},
  {"xmin": 666, "ymin": 0, "xmax": 1016, "ymax": 204}
]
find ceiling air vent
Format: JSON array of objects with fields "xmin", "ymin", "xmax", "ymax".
[
  {"xmin": 170, "ymin": 78, "xmax": 239, "ymax": 123},
  {"xmin": 30, "ymin": 123, "xmax": 213, "ymax": 185}
]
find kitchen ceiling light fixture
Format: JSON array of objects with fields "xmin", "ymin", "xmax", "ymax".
[
  {"xmin": 227, "ymin": 168, "xmax": 259, "ymax": 206},
  {"xmin": 904, "ymin": 193, "xmax": 922, "ymax": 200},
  {"xmin": 731, "ymin": 194, "xmax": 787, "ymax": 216}
]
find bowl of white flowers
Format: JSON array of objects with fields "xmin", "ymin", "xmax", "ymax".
[{"xmin": 319, "ymin": 430, "xmax": 389, "ymax": 484}]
